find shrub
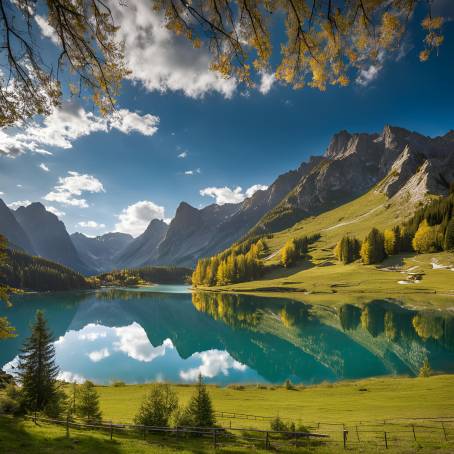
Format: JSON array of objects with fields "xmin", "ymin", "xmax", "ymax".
[
  {"xmin": 134, "ymin": 383, "xmax": 178, "ymax": 428},
  {"xmin": 112, "ymin": 380, "xmax": 126, "ymax": 387},
  {"xmin": 284, "ymin": 379, "xmax": 295, "ymax": 390},
  {"xmin": 0, "ymin": 384, "xmax": 25, "ymax": 416}
]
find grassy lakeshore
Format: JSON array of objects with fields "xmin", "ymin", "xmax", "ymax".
[{"xmin": 1, "ymin": 375, "xmax": 454, "ymax": 453}]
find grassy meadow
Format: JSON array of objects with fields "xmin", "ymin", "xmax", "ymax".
[{"xmin": 2, "ymin": 375, "xmax": 454, "ymax": 453}]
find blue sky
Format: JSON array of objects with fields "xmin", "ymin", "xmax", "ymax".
[{"xmin": 1, "ymin": 1, "xmax": 453, "ymax": 237}]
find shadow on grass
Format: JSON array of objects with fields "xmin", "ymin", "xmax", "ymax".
[{"xmin": 0, "ymin": 416, "xmax": 122, "ymax": 454}]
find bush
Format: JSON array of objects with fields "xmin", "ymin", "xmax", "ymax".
[
  {"xmin": 270, "ymin": 416, "xmax": 308, "ymax": 438},
  {"xmin": 419, "ymin": 358, "xmax": 432, "ymax": 377},
  {"xmin": 134, "ymin": 383, "xmax": 178, "ymax": 428},
  {"xmin": 0, "ymin": 384, "xmax": 25, "ymax": 416},
  {"xmin": 284, "ymin": 379, "xmax": 295, "ymax": 390},
  {"xmin": 112, "ymin": 380, "xmax": 126, "ymax": 387}
]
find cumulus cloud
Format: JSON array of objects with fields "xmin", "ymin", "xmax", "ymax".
[
  {"xmin": 7, "ymin": 200, "xmax": 31, "ymax": 210},
  {"xmin": 35, "ymin": 15, "xmax": 59, "ymax": 45},
  {"xmin": 180, "ymin": 350, "xmax": 247, "ymax": 381},
  {"xmin": 44, "ymin": 171, "xmax": 105, "ymax": 208},
  {"xmin": 110, "ymin": 1, "xmax": 236, "ymax": 99},
  {"xmin": 87, "ymin": 348, "xmax": 110, "ymax": 363},
  {"xmin": 200, "ymin": 184, "xmax": 268, "ymax": 205},
  {"xmin": 178, "ymin": 150, "xmax": 188, "ymax": 158},
  {"xmin": 115, "ymin": 200, "xmax": 165, "ymax": 237},
  {"xmin": 45, "ymin": 206, "xmax": 65, "ymax": 217},
  {"xmin": 0, "ymin": 101, "xmax": 159, "ymax": 157},
  {"xmin": 39, "ymin": 163, "xmax": 50, "ymax": 172},
  {"xmin": 259, "ymin": 71, "xmax": 276, "ymax": 94},
  {"xmin": 57, "ymin": 371, "xmax": 86, "ymax": 384},
  {"xmin": 77, "ymin": 221, "xmax": 106, "ymax": 229}
]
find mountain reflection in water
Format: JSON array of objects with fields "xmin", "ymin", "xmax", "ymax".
[{"xmin": 1, "ymin": 288, "xmax": 453, "ymax": 385}]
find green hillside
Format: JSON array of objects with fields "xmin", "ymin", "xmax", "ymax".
[{"xmin": 201, "ymin": 190, "xmax": 454, "ymax": 302}]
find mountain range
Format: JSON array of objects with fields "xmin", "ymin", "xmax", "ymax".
[{"xmin": 1, "ymin": 125, "xmax": 452, "ymax": 274}]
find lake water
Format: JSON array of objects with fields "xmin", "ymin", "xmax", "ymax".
[{"xmin": 1, "ymin": 287, "xmax": 453, "ymax": 385}]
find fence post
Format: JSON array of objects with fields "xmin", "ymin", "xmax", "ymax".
[
  {"xmin": 142, "ymin": 425, "xmax": 146, "ymax": 440},
  {"xmin": 355, "ymin": 425, "xmax": 360, "ymax": 442},
  {"xmin": 343, "ymin": 430, "xmax": 348, "ymax": 449},
  {"xmin": 384, "ymin": 431, "xmax": 388, "ymax": 449},
  {"xmin": 412, "ymin": 424, "xmax": 416, "ymax": 442},
  {"xmin": 213, "ymin": 428, "xmax": 217, "ymax": 449},
  {"xmin": 110, "ymin": 421, "xmax": 113, "ymax": 440},
  {"xmin": 441, "ymin": 422, "xmax": 447, "ymax": 441},
  {"xmin": 66, "ymin": 415, "xmax": 70, "ymax": 438},
  {"xmin": 265, "ymin": 431, "xmax": 269, "ymax": 450}
]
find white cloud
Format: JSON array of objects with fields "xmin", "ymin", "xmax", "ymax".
[
  {"xmin": 0, "ymin": 192, "xmax": 4, "ymax": 195},
  {"xmin": 180, "ymin": 350, "xmax": 247, "ymax": 381},
  {"xmin": 0, "ymin": 101, "xmax": 159, "ymax": 157},
  {"xmin": 245, "ymin": 184, "xmax": 268, "ymax": 198},
  {"xmin": 115, "ymin": 200, "xmax": 165, "ymax": 237},
  {"xmin": 87, "ymin": 348, "xmax": 110, "ymax": 363},
  {"xmin": 39, "ymin": 163, "xmax": 50, "ymax": 172},
  {"xmin": 77, "ymin": 221, "xmax": 106, "ymax": 229},
  {"xmin": 356, "ymin": 51, "xmax": 385, "ymax": 86},
  {"xmin": 57, "ymin": 371, "xmax": 86, "ymax": 384},
  {"xmin": 45, "ymin": 206, "xmax": 65, "ymax": 217},
  {"xmin": 35, "ymin": 15, "xmax": 59, "ymax": 45},
  {"xmin": 44, "ymin": 171, "xmax": 105, "ymax": 208},
  {"xmin": 113, "ymin": 323, "xmax": 173, "ymax": 362},
  {"xmin": 178, "ymin": 151, "xmax": 188, "ymax": 158},
  {"xmin": 16, "ymin": 184, "xmax": 23, "ymax": 188},
  {"xmin": 110, "ymin": 1, "xmax": 236, "ymax": 99},
  {"xmin": 200, "ymin": 184, "xmax": 268, "ymax": 205},
  {"xmin": 259, "ymin": 71, "xmax": 276, "ymax": 94},
  {"xmin": 7, "ymin": 200, "xmax": 31, "ymax": 210},
  {"xmin": 185, "ymin": 168, "xmax": 201, "ymax": 175}
]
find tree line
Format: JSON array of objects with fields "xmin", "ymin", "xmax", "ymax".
[
  {"xmin": 0, "ymin": 246, "xmax": 91, "ymax": 292},
  {"xmin": 192, "ymin": 238, "xmax": 269, "ymax": 287},
  {"xmin": 334, "ymin": 190, "xmax": 454, "ymax": 265},
  {"xmin": 95, "ymin": 266, "xmax": 192, "ymax": 287}
]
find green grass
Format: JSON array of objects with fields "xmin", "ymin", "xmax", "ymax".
[
  {"xmin": 2, "ymin": 375, "xmax": 454, "ymax": 453},
  {"xmin": 204, "ymin": 191, "xmax": 454, "ymax": 305},
  {"xmin": 94, "ymin": 375, "xmax": 454, "ymax": 427}
]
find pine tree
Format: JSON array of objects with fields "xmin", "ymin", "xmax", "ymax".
[
  {"xmin": 444, "ymin": 217, "xmax": 454, "ymax": 251},
  {"xmin": 77, "ymin": 381, "xmax": 102, "ymax": 423},
  {"xmin": 184, "ymin": 374, "xmax": 215, "ymax": 427},
  {"xmin": 17, "ymin": 310, "xmax": 60, "ymax": 413},
  {"xmin": 384, "ymin": 228, "xmax": 398, "ymax": 255}
]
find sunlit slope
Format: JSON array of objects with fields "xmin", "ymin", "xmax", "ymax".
[{"xmin": 211, "ymin": 190, "xmax": 454, "ymax": 299}]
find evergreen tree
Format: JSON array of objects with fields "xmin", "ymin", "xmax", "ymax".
[
  {"xmin": 281, "ymin": 239, "xmax": 297, "ymax": 267},
  {"xmin": 184, "ymin": 374, "xmax": 215, "ymax": 427},
  {"xmin": 134, "ymin": 383, "xmax": 178, "ymax": 427},
  {"xmin": 360, "ymin": 228, "xmax": 386, "ymax": 264},
  {"xmin": 444, "ymin": 217, "xmax": 454, "ymax": 251},
  {"xmin": 17, "ymin": 310, "xmax": 59, "ymax": 413},
  {"xmin": 76, "ymin": 381, "xmax": 102, "ymax": 423},
  {"xmin": 334, "ymin": 235, "xmax": 361, "ymax": 264}
]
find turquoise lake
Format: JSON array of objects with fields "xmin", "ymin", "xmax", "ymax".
[{"xmin": 1, "ymin": 287, "xmax": 453, "ymax": 385}]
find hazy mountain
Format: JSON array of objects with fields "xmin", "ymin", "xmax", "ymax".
[
  {"xmin": 71, "ymin": 232, "xmax": 134, "ymax": 273},
  {"xmin": 14, "ymin": 203, "xmax": 92, "ymax": 274},
  {"xmin": 0, "ymin": 199, "xmax": 35, "ymax": 254},
  {"xmin": 114, "ymin": 219, "xmax": 168, "ymax": 268}
]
